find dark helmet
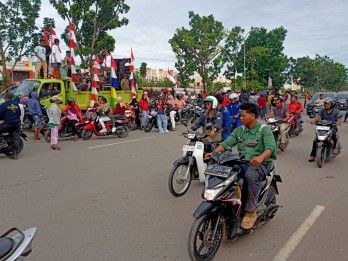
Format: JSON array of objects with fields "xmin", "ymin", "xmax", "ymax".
[
  {"xmin": 67, "ymin": 97, "xmax": 76, "ymax": 104},
  {"xmin": 98, "ymin": 96, "xmax": 107, "ymax": 103},
  {"xmin": 198, "ymin": 93, "xmax": 202, "ymax": 98}
]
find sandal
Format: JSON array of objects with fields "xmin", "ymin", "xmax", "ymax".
[{"xmin": 51, "ymin": 146, "xmax": 61, "ymax": 150}]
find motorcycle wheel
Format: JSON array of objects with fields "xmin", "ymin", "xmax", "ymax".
[
  {"xmin": 76, "ymin": 126, "xmax": 84, "ymax": 138},
  {"xmin": 81, "ymin": 129, "xmax": 93, "ymax": 140},
  {"xmin": 188, "ymin": 214, "xmax": 222, "ymax": 261},
  {"xmin": 181, "ymin": 113, "xmax": 190, "ymax": 125},
  {"xmin": 144, "ymin": 122, "xmax": 153, "ymax": 133},
  {"xmin": 168, "ymin": 163, "xmax": 192, "ymax": 197},
  {"xmin": 44, "ymin": 129, "xmax": 51, "ymax": 143},
  {"xmin": 23, "ymin": 118, "xmax": 33, "ymax": 131},
  {"xmin": 116, "ymin": 125, "xmax": 130, "ymax": 138},
  {"xmin": 17, "ymin": 139, "xmax": 24, "ymax": 154},
  {"xmin": 274, "ymin": 133, "xmax": 281, "ymax": 151},
  {"xmin": 316, "ymin": 147, "xmax": 325, "ymax": 168}
]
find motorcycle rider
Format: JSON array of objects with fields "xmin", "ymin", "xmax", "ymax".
[
  {"xmin": 215, "ymin": 94, "xmax": 232, "ymax": 141},
  {"xmin": 267, "ymin": 97, "xmax": 290, "ymax": 150},
  {"xmin": 206, "ymin": 102, "xmax": 277, "ymax": 229},
  {"xmin": 27, "ymin": 92, "xmax": 44, "ymax": 140},
  {"xmin": 62, "ymin": 98, "xmax": 82, "ymax": 141},
  {"xmin": 226, "ymin": 93, "xmax": 242, "ymax": 128},
  {"xmin": 314, "ymin": 93, "xmax": 325, "ymax": 107},
  {"xmin": 96, "ymin": 96, "xmax": 112, "ymax": 133},
  {"xmin": 287, "ymin": 95, "xmax": 303, "ymax": 131},
  {"xmin": 0, "ymin": 92, "xmax": 22, "ymax": 159},
  {"xmin": 308, "ymin": 97, "xmax": 341, "ymax": 162},
  {"xmin": 189, "ymin": 96, "xmax": 222, "ymax": 149},
  {"xmin": 175, "ymin": 93, "xmax": 186, "ymax": 120}
]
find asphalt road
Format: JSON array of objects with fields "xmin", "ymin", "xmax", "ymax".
[{"xmin": 1, "ymin": 114, "xmax": 348, "ymax": 261}]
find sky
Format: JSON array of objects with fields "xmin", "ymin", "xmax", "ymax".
[{"xmin": 38, "ymin": 0, "xmax": 348, "ymax": 70}]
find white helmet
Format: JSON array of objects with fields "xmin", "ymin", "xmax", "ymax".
[
  {"xmin": 203, "ymin": 96, "xmax": 218, "ymax": 109},
  {"xmin": 229, "ymin": 93, "xmax": 238, "ymax": 100}
]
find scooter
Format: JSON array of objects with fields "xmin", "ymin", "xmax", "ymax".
[
  {"xmin": 314, "ymin": 119, "xmax": 342, "ymax": 168},
  {"xmin": 266, "ymin": 117, "xmax": 290, "ymax": 151},
  {"xmin": 0, "ymin": 227, "xmax": 37, "ymax": 261},
  {"xmin": 81, "ymin": 111, "xmax": 130, "ymax": 140},
  {"xmin": 168, "ymin": 125, "xmax": 216, "ymax": 197},
  {"xmin": 288, "ymin": 113, "xmax": 303, "ymax": 136},
  {"xmin": 0, "ymin": 129, "xmax": 27, "ymax": 156},
  {"xmin": 187, "ymin": 150, "xmax": 282, "ymax": 261}
]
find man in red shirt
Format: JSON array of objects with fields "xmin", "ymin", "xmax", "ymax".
[
  {"xmin": 257, "ymin": 92, "xmax": 267, "ymax": 119},
  {"xmin": 287, "ymin": 95, "xmax": 303, "ymax": 130}
]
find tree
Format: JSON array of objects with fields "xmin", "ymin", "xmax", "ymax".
[
  {"xmin": 49, "ymin": 0, "xmax": 130, "ymax": 64},
  {"xmin": 139, "ymin": 62, "xmax": 147, "ymax": 78},
  {"xmin": 0, "ymin": 0, "xmax": 41, "ymax": 80},
  {"xmin": 169, "ymin": 11, "xmax": 225, "ymax": 92}
]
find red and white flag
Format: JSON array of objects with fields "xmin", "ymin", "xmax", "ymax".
[
  {"xmin": 50, "ymin": 27, "xmax": 57, "ymax": 46},
  {"xmin": 129, "ymin": 48, "xmax": 136, "ymax": 98},
  {"xmin": 167, "ymin": 69, "xmax": 176, "ymax": 84},
  {"xmin": 90, "ymin": 56, "xmax": 100, "ymax": 107},
  {"xmin": 103, "ymin": 49, "xmax": 108, "ymax": 83},
  {"xmin": 43, "ymin": 27, "xmax": 49, "ymax": 46},
  {"xmin": 69, "ymin": 22, "xmax": 78, "ymax": 91}
]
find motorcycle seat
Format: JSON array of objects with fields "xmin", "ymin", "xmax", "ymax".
[
  {"xmin": 113, "ymin": 115, "xmax": 127, "ymax": 120},
  {"xmin": 0, "ymin": 237, "xmax": 14, "ymax": 259}
]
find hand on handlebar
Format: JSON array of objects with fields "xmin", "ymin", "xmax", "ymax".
[{"xmin": 204, "ymin": 152, "xmax": 212, "ymax": 160}]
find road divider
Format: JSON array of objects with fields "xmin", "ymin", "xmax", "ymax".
[
  {"xmin": 272, "ymin": 205, "xmax": 326, "ymax": 261},
  {"xmin": 88, "ymin": 136, "xmax": 157, "ymax": 149}
]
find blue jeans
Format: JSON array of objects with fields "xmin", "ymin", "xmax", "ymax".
[
  {"xmin": 141, "ymin": 110, "xmax": 148, "ymax": 127},
  {"xmin": 259, "ymin": 107, "xmax": 266, "ymax": 119},
  {"xmin": 156, "ymin": 114, "xmax": 168, "ymax": 132}
]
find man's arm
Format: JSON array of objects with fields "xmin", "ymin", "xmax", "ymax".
[{"xmin": 283, "ymin": 111, "xmax": 290, "ymax": 122}]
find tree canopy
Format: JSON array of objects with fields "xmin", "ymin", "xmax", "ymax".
[{"xmin": 169, "ymin": 11, "xmax": 225, "ymax": 91}]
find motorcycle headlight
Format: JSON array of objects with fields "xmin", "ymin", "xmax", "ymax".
[{"xmin": 204, "ymin": 188, "xmax": 223, "ymax": 201}]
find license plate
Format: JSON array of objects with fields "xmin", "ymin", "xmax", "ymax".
[
  {"xmin": 183, "ymin": 145, "xmax": 195, "ymax": 152},
  {"xmin": 204, "ymin": 164, "xmax": 232, "ymax": 178}
]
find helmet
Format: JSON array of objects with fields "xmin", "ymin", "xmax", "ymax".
[
  {"xmin": 203, "ymin": 96, "xmax": 218, "ymax": 109},
  {"xmin": 260, "ymin": 91, "xmax": 265, "ymax": 97},
  {"xmin": 229, "ymin": 93, "xmax": 238, "ymax": 100},
  {"xmin": 324, "ymin": 97, "xmax": 336, "ymax": 108},
  {"xmin": 67, "ymin": 97, "xmax": 76, "ymax": 103}
]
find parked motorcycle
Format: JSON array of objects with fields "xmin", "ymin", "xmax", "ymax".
[
  {"xmin": 22, "ymin": 107, "xmax": 48, "ymax": 134},
  {"xmin": 190, "ymin": 104, "xmax": 205, "ymax": 124},
  {"xmin": 314, "ymin": 119, "xmax": 342, "ymax": 168},
  {"xmin": 0, "ymin": 227, "xmax": 37, "ymax": 261},
  {"xmin": 187, "ymin": 151, "xmax": 282, "ymax": 261},
  {"xmin": 81, "ymin": 110, "xmax": 130, "ymax": 140},
  {"xmin": 266, "ymin": 117, "xmax": 290, "ymax": 151},
  {"xmin": 0, "ymin": 130, "xmax": 27, "ymax": 156},
  {"xmin": 143, "ymin": 109, "xmax": 173, "ymax": 132},
  {"xmin": 288, "ymin": 113, "xmax": 303, "ymax": 136},
  {"xmin": 168, "ymin": 128, "xmax": 217, "ymax": 197}
]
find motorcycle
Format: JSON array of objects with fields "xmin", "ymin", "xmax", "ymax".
[
  {"xmin": 288, "ymin": 113, "xmax": 303, "ymax": 136},
  {"xmin": 0, "ymin": 129, "xmax": 27, "ymax": 156},
  {"xmin": 266, "ymin": 117, "xmax": 290, "ymax": 151},
  {"xmin": 314, "ymin": 119, "xmax": 342, "ymax": 168},
  {"xmin": 168, "ymin": 128, "xmax": 217, "ymax": 197},
  {"xmin": 124, "ymin": 109, "xmax": 138, "ymax": 130},
  {"xmin": 81, "ymin": 110, "xmax": 130, "ymax": 140},
  {"xmin": 309, "ymin": 105, "xmax": 322, "ymax": 118},
  {"xmin": 44, "ymin": 112, "xmax": 88, "ymax": 143},
  {"xmin": 143, "ymin": 109, "xmax": 173, "ymax": 133},
  {"xmin": 190, "ymin": 105, "xmax": 205, "ymax": 124},
  {"xmin": 187, "ymin": 150, "xmax": 282, "ymax": 261},
  {"xmin": 0, "ymin": 227, "xmax": 37, "ymax": 261},
  {"xmin": 22, "ymin": 107, "xmax": 48, "ymax": 134},
  {"xmin": 180, "ymin": 105, "xmax": 192, "ymax": 125}
]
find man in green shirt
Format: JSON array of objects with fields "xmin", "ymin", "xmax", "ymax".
[{"xmin": 207, "ymin": 102, "xmax": 277, "ymax": 229}]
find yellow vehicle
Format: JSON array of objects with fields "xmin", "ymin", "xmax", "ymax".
[{"xmin": 13, "ymin": 79, "xmax": 142, "ymax": 109}]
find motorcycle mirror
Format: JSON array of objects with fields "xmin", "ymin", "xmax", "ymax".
[{"xmin": 245, "ymin": 139, "xmax": 258, "ymax": 147}]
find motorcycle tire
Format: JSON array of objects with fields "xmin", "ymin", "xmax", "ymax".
[
  {"xmin": 44, "ymin": 129, "xmax": 51, "ymax": 143},
  {"xmin": 188, "ymin": 214, "xmax": 222, "ymax": 261},
  {"xmin": 316, "ymin": 147, "xmax": 325, "ymax": 168},
  {"xmin": 265, "ymin": 186, "xmax": 278, "ymax": 219},
  {"xmin": 144, "ymin": 122, "xmax": 153, "ymax": 133},
  {"xmin": 17, "ymin": 139, "xmax": 24, "ymax": 154},
  {"xmin": 181, "ymin": 113, "xmax": 190, "ymax": 125},
  {"xmin": 81, "ymin": 129, "xmax": 93, "ymax": 140},
  {"xmin": 168, "ymin": 163, "xmax": 191, "ymax": 197},
  {"xmin": 76, "ymin": 126, "xmax": 84, "ymax": 138},
  {"xmin": 116, "ymin": 125, "xmax": 130, "ymax": 138}
]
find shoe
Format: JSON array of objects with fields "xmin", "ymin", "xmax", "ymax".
[
  {"xmin": 280, "ymin": 143, "xmax": 287, "ymax": 150},
  {"xmin": 112, "ymin": 127, "xmax": 116, "ymax": 133},
  {"xmin": 164, "ymin": 130, "xmax": 169, "ymax": 133},
  {"xmin": 100, "ymin": 128, "xmax": 108, "ymax": 133},
  {"xmin": 8, "ymin": 152, "xmax": 18, "ymax": 160},
  {"xmin": 308, "ymin": 156, "xmax": 315, "ymax": 162},
  {"xmin": 241, "ymin": 211, "xmax": 257, "ymax": 229},
  {"xmin": 332, "ymin": 148, "xmax": 338, "ymax": 154},
  {"xmin": 74, "ymin": 134, "xmax": 79, "ymax": 141},
  {"xmin": 171, "ymin": 128, "xmax": 175, "ymax": 131}
]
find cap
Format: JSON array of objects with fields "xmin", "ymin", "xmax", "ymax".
[{"xmin": 51, "ymin": 95, "xmax": 61, "ymax": 101}]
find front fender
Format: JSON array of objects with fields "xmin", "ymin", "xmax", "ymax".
[
  {"xmin": 173, "ymin": 155, "xmax": 190, "ymax": 167},
  {"xmin": 193, "ymin": 201, "xmax": 222, "ymax": 218},
  {"xmin": 83, "ymin": 122, "xmax": 94, "ymax": 131},
  {"xmin": 316, "ymin": 141, "xmax": 324, "ymax": 148}
]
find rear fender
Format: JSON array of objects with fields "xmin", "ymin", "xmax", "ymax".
[
  {"xmin": 193, "ymin": 201, "xmax": 221, "ymax": 218},
  {"xmin": 173, "ymin": 155, "xmax": 190, "ymax": 167}
]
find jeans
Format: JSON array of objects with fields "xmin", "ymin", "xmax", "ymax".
[
  {"xmin": 99, "ymin": 116, "xmax": 111, "ymax": 129},
  {"xmin": 156, "ymin": 114, "xmax": 168, "ymax": 132},
  {"xmin": 239, "ymin": 164, "xmax": 268, "ymax": 212},
  {"xmin": 279, "ymin": 123, "xmax": 288, "ymax": 144},
  {"xmin": 142, "ymin": 110, "xmax": 149, "ymax": 127},
  {"xmin": 259, "ymin": 107, "xmax": 266, "ymax": 119}
]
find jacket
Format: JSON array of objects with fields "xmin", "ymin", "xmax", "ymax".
[
  {"xmin": 27, "ymin": 92, "xmax": 43, "ymax": 117},
  {"xmin": 47, "ymin": 103, "xmax": 61, "ymax": 125}
]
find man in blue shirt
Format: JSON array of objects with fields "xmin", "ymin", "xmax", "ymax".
[
  {"xmin": 215, "ymin": 94, "xmax": 232, "ymax": 141},
  {"xmin": 226, "ymin": 93, "xmax": 242, "ymax": 128},
  {"xmin": 308, "ymin": 97, "xmax": 341, "ymax": 162},
  {"xmin": 0, "ymin": 93, "xmax": 21, "ymax": 159}
]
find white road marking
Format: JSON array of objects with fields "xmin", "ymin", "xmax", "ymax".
[
  {"xmin": 88, "ymin": 136, "xmax": 157, "ymax": 149},
  {"xmin": 272, "ymin": 205, "xmax": 326, "ymax": 261}
]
